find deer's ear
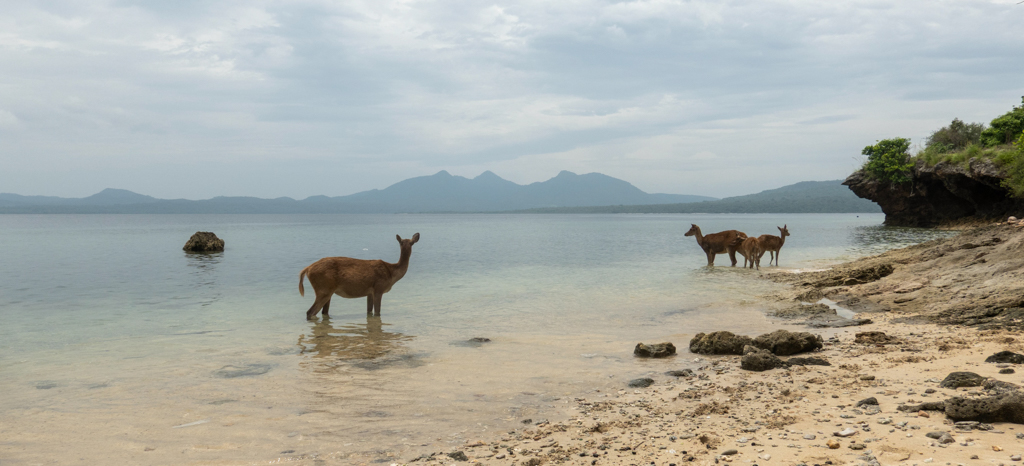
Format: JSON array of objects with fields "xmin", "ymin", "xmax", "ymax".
[
  {"xmin": 396, "ymin": 234, "xmax": 402, "ymax": 243},
  {"xmin": 411, "ymin": 233, "xmax": 420, "ymax": 244}
]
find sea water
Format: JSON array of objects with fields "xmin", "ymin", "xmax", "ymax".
[{"xmin": 0, "ymin": 213, "xmax": 951, "ymax": 464}]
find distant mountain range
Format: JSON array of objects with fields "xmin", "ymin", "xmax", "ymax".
[
  {"xmin": 517, "ymin": 180, "xmax": 882, "ymax": 214},
  {"xmin": 0, "ymin": 170, "xmax": 716, "ymax": 214}
]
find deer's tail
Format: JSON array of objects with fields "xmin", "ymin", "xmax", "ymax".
[{"xmin": 299, "ymin": 267, "xmax": 309, "ymax": 296}]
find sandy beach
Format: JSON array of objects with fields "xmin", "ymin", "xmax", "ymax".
[{"xmin": 382, "ymin": 222, "xmax": 1024, "ymax": 466}]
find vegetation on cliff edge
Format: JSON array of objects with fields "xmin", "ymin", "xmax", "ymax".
[{"xmin": 860, "ymin": 97, "xmax": 1024, "ymax": 196}]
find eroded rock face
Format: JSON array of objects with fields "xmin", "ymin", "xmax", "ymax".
[
  {"xmin": 634, "ymin": 342, "xmax": 677, "ymax": 358},
  {"xmin": 844, "ymin": 159, "xmax": 1024, "ymax": 227},
  {"xmin": 689, "ymin": 331, "xmax": 753, "ymax": 355},
  {"xmin": 944, "ymin": 391, "xmax": 1024, "ymax": 424},
  {"xmin": 752, "ymin": 330, "xmax": 823, "ymax": 356},
  {"xmin": 183, "ymin": 231, "xmax": 225, "ymax": 252},
  {"xmin": 740, "ymin": 346, "xmax": 785, "ymax": 372},
  {"xmin": 940, "ymin": 372, "xmax": 986, "ymax": 389},
  {"xmin": 986, "ymin": 351, "xmax": 1024, "ymax": 364}
]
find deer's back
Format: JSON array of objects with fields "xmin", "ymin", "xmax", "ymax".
[
  {"xmin": 703, "ymin": 230, "xmax": 746, "ymax": 252},
  {"xmin": 758, "ymin": 234, "xmax": 783, "ymax": 251},
  {"xmin": 306, "ymin": 257, "xmax": 393, "ymax": 297}
]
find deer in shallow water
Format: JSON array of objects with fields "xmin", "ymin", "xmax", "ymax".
[
  {"xmin": 758, "ymin": 225, "xmax": 790, "ymax": 266},
  {"xmin": 299, "ymin": 233, "xmax": 420, "ymax": 319},
  {"xmin": 684, "ymin": 224, "xmax": 747, "ymax": 266},
  {"xmin": 733, "ymin": 236, "xmax": 764, "ymax": 270}
]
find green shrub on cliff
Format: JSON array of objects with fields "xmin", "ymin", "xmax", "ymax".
[
  {"xmin": 981, "ymin": 97, "xmax": 1024, "ymax": 147},
  {"xmin": 862, "ymin": 137, "xmax": 913, "ymax": 185},
  {"xmin": 926, "ymin": 118, "xmax": 986, "ymax": 153},
  {"xmin": 1002, "ymin": 130, "xmax": 1024, "ymax": 197}
]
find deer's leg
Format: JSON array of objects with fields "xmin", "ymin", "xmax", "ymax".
[
  {"xmin": 775, "ymin": 250, "xmax": 780, "ymax": 266},
  {"xmin": 366, "ymin": 296, "xmax": 374, "ymax": 314},
  {"xmin": 728, "ymin": 249, "xmax": 738, "ymax": 267},
  {"xmin": 372, "ymin": 293, "xmax": 383, "ymax": 316},
  {"xmin": 321, "ymin": 298, "xmax": 331, "ymax": 318},
  {"xmin": 306, "ymin": 293, "xmax": 330, "ymax": 320},
  {"xmin": 706, "ymin": 251, "xmax": 715, "ymax": 266}
]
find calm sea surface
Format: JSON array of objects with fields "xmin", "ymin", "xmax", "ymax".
[{"xmin": 0, "ymin": 213, "xmax": 951, "ymax": 464}]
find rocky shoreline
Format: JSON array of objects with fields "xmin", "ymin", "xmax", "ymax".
[{"xmin": 364, "ymin": 224, "xmax": 1024, "ymax": 466}]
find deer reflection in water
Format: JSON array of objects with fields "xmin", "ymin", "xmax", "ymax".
[{"xmin": 297, "ymin": 316, "xmax": 413, "ymax": 362}]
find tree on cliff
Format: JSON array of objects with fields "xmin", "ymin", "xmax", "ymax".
[
  {"xmin": 862, "ymin": 137, "xmax": 913, "ymax": 186},
  {"xmin": 926, "ymin": 118, "xmax": 986, "ymax": 153},
  {"xmin": 981, "ymin": 97, "xmax": 1024, "ymax": 147}
]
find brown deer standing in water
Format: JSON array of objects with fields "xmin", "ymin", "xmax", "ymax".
[
  {"xmin": 758, "ymin": 225, "xmax": 790, "ymax": 266},
  {"xmin": 299, "ymin": 233, "xmax": 420, "ymax": 319},
  {"xmin": 684, "ymin": 224, "xmax": 747, "ymax": 266},
  {"xmin": 733, "ymin": 236, "xmax": 764, "ymax": 270}
]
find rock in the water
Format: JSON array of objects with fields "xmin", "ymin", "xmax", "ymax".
[
  {"xmin": 183, "ymin": 231, "xmax": 225, "ymax": 252},
  {"xmin": 944, "ymin": 391, "xmax": 1024, "ymax": 424},
  {"xmin": 752, "ymin": 329, "xmax": 823, "ymax": 356},
  {"xmin": 213, "ymin": 363, "xmax": 272, "ymax": 378},
  {"xmin": 986, "ymin": 351, "xmax": 1024, "ymax": 364},
  {"xmin": 628, "ymin": 378, "xmax": 655, "ymax": 388},
  {"xmin": 689, "ymin": 331, "xmax": 753, "ymax": 355},
  {"xmin": 854, "ymin": 331, "xmax": 894, "ymax": 345},
  {"xmin": 940, "ymin": 371, "xmax": 986, "ymax": 389},
  {"xmin": 634, "ymin": 342, "xmax": 676, "ymax": 358},
  {"xmin": 740, "ymin": 346, "xmax": 786, "ymax": 372},
  {"xmin": 666, "ymin": 369, "xmax": 695, "ymax": 377},
  {"xmin": 806, "ymin": 317, "xmax": 873, "ymax": 328},
  {"xmin": 786, "ymin": 356, "xmax": 831, "ymax": 366}
]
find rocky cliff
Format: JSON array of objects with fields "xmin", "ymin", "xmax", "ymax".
[{"xmin": 843, "ymin": 159, "xmax": 1024, "ymax": 227}]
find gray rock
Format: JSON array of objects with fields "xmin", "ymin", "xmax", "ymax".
[
  {"xmin": 939, "ymin": 433, "xmax": 954, "ymax": 444},
  {"xmin": 945, "ymin": 391, "xmax": 1024, "ymax": 424},
  {"xmin": 752, "ymin": 330, "xmax": 823, "ymax": 356},
  {"xmin": 897, "ymin": 401, "xmax": 946, "ymax": 412},
  {"xmin": 213, "ymin": 363, "xmax": 272, "ymax": 378},
  {"xmin": 183, "ymin": 231, "xmax": 225, "ymax": 253},
  {"xmin": 939, "ymin": 371, "xmax": 985, "ymax": 389},
  {"xmin": 1000, "ymin": 368, "xmax": 1016, "ymax": 374},
  {"xmin": 854, "ymin": 331, "xmax": 894, "ymax": 345},
  {"xmin": 786, "ymin": 356, "xmax": 831, "ymax": 366},
  {"xmin": 666, "ymin": 369, "xmax": 694, "ymax": 377},
  {"xmin": 925, "ymin": 431, "xmax": 945, "ymax": 439},
  {"xmin": 984, "ymin": 379, "xmax": 1021, "ymax": 392},
  {"xmin": 856, "ymin": 397, "xmax": 879, "ymax": 407},
  {"xmin": 985, "ymin": 351, "xmax": 1024, "ymax": 364},
  {"xmin": 806, "ymin": 317, "xmax": 873, "ymax": 328},
  {"xmin": 628, "ymin": 378, "xmax": 655, "ymax": 388},
  {"xmin": 721, "ymin": 449, "xmax": 738, "ymax": 455},
  {"xmin": 634, "ymin": 342, "xmax": 676, "ymax": 358},
  {"xmin": 689, "ymin": 331, "xmax": 753, "ymax": 355},
  {"xmin": 447, "ymin": 451, "xmax": 468, "ymax": 461},
  {"xmin": 740, "ymin": 346, "xmax": 786, "ymax": 372}
]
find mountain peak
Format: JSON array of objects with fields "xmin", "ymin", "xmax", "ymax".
[
  {"xmin": 432, "ymin": 170, "xmax": 452, "ymax": 177},
  {"xmin": 555, "ymin": 170, "xmax": 578, "ymax": 178},
  {"xmin": 475, "ymin": 170, "xmax": 502, "ymax": 180}
]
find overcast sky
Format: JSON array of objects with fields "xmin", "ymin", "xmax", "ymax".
[{"xmin": 1, "ymin": 0, "xmax": 1022, "ymax": 199}]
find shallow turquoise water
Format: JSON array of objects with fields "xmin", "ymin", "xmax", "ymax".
[{"xmin": 0, "ymin": 213, "xmax": 951, "ymax": 464}]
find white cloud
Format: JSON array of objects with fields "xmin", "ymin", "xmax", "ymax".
[{"xmin": 0, "ymin": 0, "xmax": 1021, "ymax": 198}]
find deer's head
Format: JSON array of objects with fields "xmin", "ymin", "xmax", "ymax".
[
  {"xmin": 397, "ymin": 233, "xmax": 420, "ymax": 250},
  {"xmin": 684, "ymin": 224, "xmax": 700, "ymax": 237},
  {"xmin": 778, "ymin": 225, "xmax": 790, "ymax": 238}
]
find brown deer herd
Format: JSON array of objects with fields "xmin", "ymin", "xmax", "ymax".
[
  {"xmin": 298, "ymin": 225, "xmax": 791, "ymax": 319},
  {"xmin": 685, "ymin": 224, "xmax": 790, "ymax": 270}
]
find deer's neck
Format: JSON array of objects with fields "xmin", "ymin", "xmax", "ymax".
[
  {"xmin": 692, "ymin": 229, "xmax": 705, "ymax": 246},
  {"xmin": 779, "ymin": 235, "xmax": 787, "ymax": 247},
  {"xmin": 391, "ymin": 247, "xmax": 413, "ymax": 282}
]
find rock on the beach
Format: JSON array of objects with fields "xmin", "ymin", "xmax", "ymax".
[
  {"xmin": 447, "ymin": 451, "xmax": 469, "ymax": 461},
  {"xmin": 986, "ymin": 351, "xmax": 1024, "ymax": 364},
  {"xmin": 939, "ymin": 371, "xmax": 986, "ymax": 389},
  {"xmin": 628, "ymin": 378, "xmax": 655, "ymax": 388},
  {"xmin": 856, "ymin": 397, "xmax": 879, "ymax": 407},
  {"xmin": 786, "ymin": 356, "xmax": 831, "ymax": 366},
  {"xmin": 634, "ymin": 342, "xmax": 676, "ymax": 358},
  {"xmin": 944, "ymin": 391, "xmax": 1024, "ymax": 424},
  {"xmin": 689, "ymin": 331, "xmax": 753, "ymax": 355},
  {"xmin": 752, "ymin": 329, "xmax": 823, "ymax": 356},
  {"xmin": 826, "ymin": 439, "xmax": 841, "ymax": 449},
  {"xmin": 183, "ymin": 231, "xmax": 225, "ymax": 252},
  {"xmin": 666, "ymin": 369, "xmax": 694, "ymax": 377},
  {"xmin": 854, "ymin": 331, "xmax": 894, "ymax": 345},
  {"xmin": 740, "ymin": 346, "xmax": 786, "ymax": 372},
  {"xmin": 834, "ymin": 428, "xmax": 858, "ymax": 437},
  {"xmin": 984, "ymin": 379, "xmax": 1021, "ymax": 392},
  {"xmin": 1001, "ymin": 368, "xmax": 1017, "ymax": 374}
]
